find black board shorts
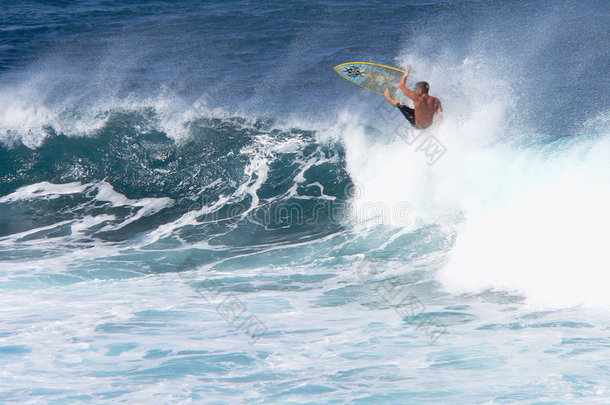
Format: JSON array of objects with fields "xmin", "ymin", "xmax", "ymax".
[{"xmin": 396, "ymin": 103, "xmax": 416, "ymax": 127}]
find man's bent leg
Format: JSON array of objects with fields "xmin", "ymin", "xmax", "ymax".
[{"xmin": 397, "ymin": 104, "xmax": 416, "ymax": 127}]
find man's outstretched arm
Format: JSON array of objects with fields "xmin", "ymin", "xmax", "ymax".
[{"xmin": 399, "ymin": 71, "xmax": 417, "ymax": 100}]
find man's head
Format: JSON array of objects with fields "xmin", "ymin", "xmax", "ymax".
[{"xmin": 415, "ymin": 81, "xmax": 430, "ymax": 95}]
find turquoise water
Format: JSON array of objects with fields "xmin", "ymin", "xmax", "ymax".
[{"xmin": 1, "ymin": 0, "xmax": 609, "ymax": 403}]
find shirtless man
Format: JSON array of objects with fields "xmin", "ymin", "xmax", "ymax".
[{"xmin": 384, "ymin": 69, "xmax": 442, "ymax": 129}]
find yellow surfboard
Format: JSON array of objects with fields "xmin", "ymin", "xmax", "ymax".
[{"xmin": 333, "ymin": 62, "xmax": 417, "ymax": 94}]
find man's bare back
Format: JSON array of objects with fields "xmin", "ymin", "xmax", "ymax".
[
  {"xmin": 409, "ymin": 93, "xmax": 442, "ymax": 128},
  {"xmin": 384, "ymin": 70, "xmax": 442, "ymax": 129}
]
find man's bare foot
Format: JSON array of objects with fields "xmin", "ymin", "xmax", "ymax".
[{"xmin": 384, "ymin": 88, "xmax": 399, "ymax": 107}]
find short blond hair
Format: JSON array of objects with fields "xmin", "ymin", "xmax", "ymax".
[{"xmin": 416, "ymin": 81, "xmax": 429, "ymax": 94}]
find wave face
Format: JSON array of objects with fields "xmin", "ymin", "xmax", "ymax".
[{"xmin": 1, "ymin": 0, "xmax": 609, "ymax": 403}]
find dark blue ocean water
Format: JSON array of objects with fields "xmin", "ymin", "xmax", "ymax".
[{"xmin": 1, "ymin": 0, "xmax": 609, "ymax": 403}]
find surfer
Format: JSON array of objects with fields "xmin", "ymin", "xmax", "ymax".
[{"xmin": 384, "ymin": 68, "xmax": 442, "ymax": 129}]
